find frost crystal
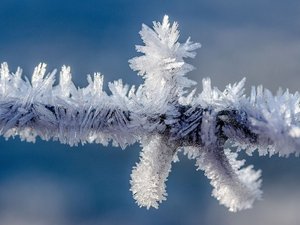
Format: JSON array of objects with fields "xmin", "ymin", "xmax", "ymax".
[{"xmin": 0, "ymin": 15, "xmax": 299, "ymax": 212}]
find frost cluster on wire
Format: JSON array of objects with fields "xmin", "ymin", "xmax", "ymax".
[{"xmin": 0, "ymin": 15, "xmax": 300, "ymax": 212}]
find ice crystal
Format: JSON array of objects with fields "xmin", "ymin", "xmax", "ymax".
[{"xmin": 0, "ymin": 15, "xmax": 299, "ymax": 212}]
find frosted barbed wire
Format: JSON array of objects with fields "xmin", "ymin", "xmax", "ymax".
[{"xmin": 0, "ymin": 15, "xmax": 300, "ymax": 212}]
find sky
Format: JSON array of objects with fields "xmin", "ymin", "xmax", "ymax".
[{"xmin": 0, "ymin": 1, "xmax": 300, "ymax": 224}]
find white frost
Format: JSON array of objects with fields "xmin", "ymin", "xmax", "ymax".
[{"xmin": 0, "ymin": 15, "xmax": 299, "ymax": 212}]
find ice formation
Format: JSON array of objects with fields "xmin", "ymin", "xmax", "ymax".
[{"xmin": 0, "ymin": 15, "xmax": 300, "ymax": 212}]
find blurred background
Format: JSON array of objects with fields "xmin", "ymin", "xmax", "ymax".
[{"xmin": 0, "ymin": 0, "xmax": 300, "ymax": 224}]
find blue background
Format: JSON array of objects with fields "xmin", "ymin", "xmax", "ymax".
[{"xmin": 0, "ymin": 1, "xmax": 300, "ymax": 224}]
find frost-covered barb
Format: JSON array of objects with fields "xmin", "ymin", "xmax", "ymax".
[{"xmin": 0, "ymin": 15, "xmax": 300, "ymax": 212}]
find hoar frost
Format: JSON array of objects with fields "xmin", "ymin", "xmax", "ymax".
[{"xmin": 0, "ymin": 15, "xmax": 299, "ymax": 212}]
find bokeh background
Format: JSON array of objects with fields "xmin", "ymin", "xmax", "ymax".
[{"xmin": 0, "ymin": 1, "xmax": 300, "ymax": 224}]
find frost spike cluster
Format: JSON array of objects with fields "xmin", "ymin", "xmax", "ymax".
[{"xmin": 0, "ymin": 15, "xmax": 300, "ymax": 212}]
